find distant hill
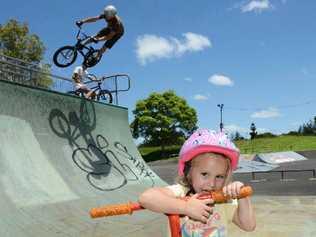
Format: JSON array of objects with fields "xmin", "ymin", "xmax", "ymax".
[
  {"xmin": 140, "ymin": 135, "xmax": 316, "ymax": 162},
  {"xmin": 235, "ymin": 135, "xmax": 316, "ymax": 154}
]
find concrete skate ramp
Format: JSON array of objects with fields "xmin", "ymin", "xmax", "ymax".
[
  {"xmin": 0, "ymin": 80, "xmax": 168, "ymax": 237},
  {"xmin": 234, "ymin": 159, "xmax": 279, "ymax": 173},
  {"xmin": 254, "ymin": 151, "xmax": 307, "ymax": 164},
  {"xmin": 235, "ymin": 154, "xmax": 279, "ymax": 173}
]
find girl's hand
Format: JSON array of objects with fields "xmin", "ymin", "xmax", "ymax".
[
  {"xmin": 223, "ymin": 181, "xmax": 244, "ymax": 199},
  {"xmin": 184, "ymin": 193, "xmax": 214, "ymax": 223}
]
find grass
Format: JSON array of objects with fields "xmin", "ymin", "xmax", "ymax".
[
  {"xmin": 235, "ymin": 135, "xmax": 316, "ymax": 154},
  {"xmin": 139, "ymin": 135, "xmax": 316, "ymax": 162}
]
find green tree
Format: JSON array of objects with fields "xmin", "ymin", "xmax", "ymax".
[
  {"xmin": 298, "ymin": 116, "xmax": 316, "ymax": 135},
  {"xmin": 0, "ymin": 19, "xmax": 52, "ymax": 88},
  {"xmin": 232, "ymin": 131, "xmax": 244, "ymax": 141},
  {"xmin": 0, "ymin": 19, "xmax": 45, "ymax": 62},
  {"xmin": 131, "ymin": 90, "xmax": 198, "ymax": 154}
]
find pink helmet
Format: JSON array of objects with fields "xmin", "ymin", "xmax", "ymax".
[{"xmin": 178, "ymin": 129, "xmax": 240, "ymax": 176}]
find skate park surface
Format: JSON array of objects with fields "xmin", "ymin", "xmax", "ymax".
[
  {"xmin": 150, "ymin": 155, "xmax": 316, "ymax": 237},
  {"xmin": 0, "ymin": 79, "xmax": 316, "ymax": 237}
]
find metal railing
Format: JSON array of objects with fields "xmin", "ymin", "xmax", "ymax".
[
  {"xmin": 0, "ymin": 54, "xmax": 131, "ymax": 105},
  {"xmin": 251, "ymin": 169, "xmax": 316, "ymax": 180},
  {"xmin": 0, "ymin": 54, "xmax": 71, "ymax": 89},
  {"xmin": 240, "ymin": 144, "xmax": 296, "ymax": 154},
  {"xmin": 101, "ymin": 74, "xmax": 131, "ymax": 105}
]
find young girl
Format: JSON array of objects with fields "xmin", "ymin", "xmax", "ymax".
[
  {"xmin": 72, "ymin": 65, "xmax": 96, "ymax": 99},
  {"xmin": 139, "ymin": 129, "xmax": 256, "ymax": 236}
]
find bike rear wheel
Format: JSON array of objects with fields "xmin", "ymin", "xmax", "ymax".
[
  {"xmin": 97, "ymin": 90, "xmax": 113, "ymax": 104},
  {"xmin": 83, "ymin": 49, "xmax": 102, "ymax": 68},
  {"xmin": 53, "ymin": 46, "xmax": 77, "ymax": 68}
]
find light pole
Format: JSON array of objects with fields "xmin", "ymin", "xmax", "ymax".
[{"xmin": 217, "ymin": 104, "xmax": 224, "ymax": 132}]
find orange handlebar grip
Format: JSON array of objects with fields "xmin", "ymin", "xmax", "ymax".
[
  {"xmin": 90, "ymin": 202, "xmax": 142, "ymax": 218},
  {"xmin": 212, "ymin": 185, "xmax": 253, "ymax": 202},
  {"xmin": 238, "ymin": 186, "xmax": 253, "ymax": 199},
  {"xmin": 198, "ymin": 186, "xmax": 253, "ymax": 203}
]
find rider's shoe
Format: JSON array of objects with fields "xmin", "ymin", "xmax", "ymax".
[
  {"xmin": 96, "ymin": 50, "xmax": 102, "ymax": 60},
  {"xmin": 92, "ymin": 37, "xmax": 98, "ymax": 44}
]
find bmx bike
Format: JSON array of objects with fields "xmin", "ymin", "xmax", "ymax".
[
  {"xmin": 89, "ymin": 186, "xmax": 253, "ymax": 237},
  {"xmin": 53, "ymin": 23, "xmax": 102, "ymax": 68},
  {"xmin": 67, "ymin": 74, "xmax": 113, "ymax": 104}
]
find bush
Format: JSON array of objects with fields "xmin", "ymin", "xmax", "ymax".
[
  {"xmin": 139, "ymin": 145, "xmax": 180, "ymax": 162},
  {"xmin": 286, "ymin": 131, "xmax": 300, "ymax": 136},
  {"xmin": 256, "ymin": 132, "xmax": 276, "ymax": 138}
]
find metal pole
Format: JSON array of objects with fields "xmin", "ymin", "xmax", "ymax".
[
  {"xmin": 217, "ymin": 104, "xmax": 224, "ymax": 132},
  {"xmin": 115, "ymin": 75, "xmax": 118, "ymax": 105}
]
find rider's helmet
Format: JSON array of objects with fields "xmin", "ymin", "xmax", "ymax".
[
  {"xmin": 178, "ymin": 129, "xmax": 240, "ymax": 176},
  {"xmin": 104, "ymin": 5, "xmax": 117, "ymax": 19}
]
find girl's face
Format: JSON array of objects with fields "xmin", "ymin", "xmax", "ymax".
[{"xmin": 188, "ymin": 153, "xmax": 229, "ymax": 193}]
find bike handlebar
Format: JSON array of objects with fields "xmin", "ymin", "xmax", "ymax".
[
  {"xmin": 76, "ymin": 21, "xmax": 83, "ymax": 28},
  {"xmin": 84, "ymin": 74, "xmax": 106, "ymax": 85},
  {"xmin": 75, "ymin": 23, "xmax": 91, "ymax": 41},
  {"xmin": 87, "ymin": 73, "xmax": 98, "ymax": 80},
  {"xmin": 90, "ymin": 186, "xmax": 253, "ymax": 218}
]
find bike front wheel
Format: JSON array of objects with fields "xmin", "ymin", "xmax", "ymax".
[
  {"xmin": 97, "ymin": 90, "xmax": 113, "ymax": 104},
  {"xmin": 53, "ymin": 46, "xmax": 78, "ymax": 68}
]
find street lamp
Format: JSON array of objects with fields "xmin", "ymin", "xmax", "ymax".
[{"xmin": 217, "ymin": 104, "xmax": 224, "ymax": 132}]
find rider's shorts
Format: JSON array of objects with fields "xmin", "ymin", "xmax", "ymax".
[
  {"xmin": 96, "ymin": 27, "xmax": 124, "ymax": 49},
  {"xmin": 75, "ymin": 83, "xmax": 90, "ymax": 92}
]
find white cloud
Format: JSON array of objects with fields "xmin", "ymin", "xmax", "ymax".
[
  {"xmin": 135, "ymin": 35, "xmax": 173, "ymax": 65},
  {"xmin": 184, "ymin": 77, "xmax": 192, "ymax": 82},
  {"xmin": 193, "ymin": 94, "xmax": 209, "ymax": 101},
  {"xmin": 136, "ymin": 33, "xmax": 211, "ymax": 65},
  {"xmin": 241, "ymin": 0, "xmax": 272, "ymax": 13},
  {"xmin": 174, "ymin": 33, "xmax": 212, "ymax": 55},
  {"xmin": 208, "ymin": 74, "xmax": 234, "ymax": 87},
  {"xmin": 225, "ymin": 124, "xmax": 248, "ymax": 134},
  {"xmin": 256, "ymin": 127, "xmax": 269, "ymax": 133},
  {"xmin": 251, "ymin": 107, "xmax": 281, "ymax": 118}
]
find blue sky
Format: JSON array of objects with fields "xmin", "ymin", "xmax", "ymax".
[{"xmin": 1, "ymin": 0, "xmax": 316, "ymax": 138}]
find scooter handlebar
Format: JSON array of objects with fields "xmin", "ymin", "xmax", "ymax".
[{"xmin": 90, "ymin": 186, "xmax": 253, "ymax": 218}]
